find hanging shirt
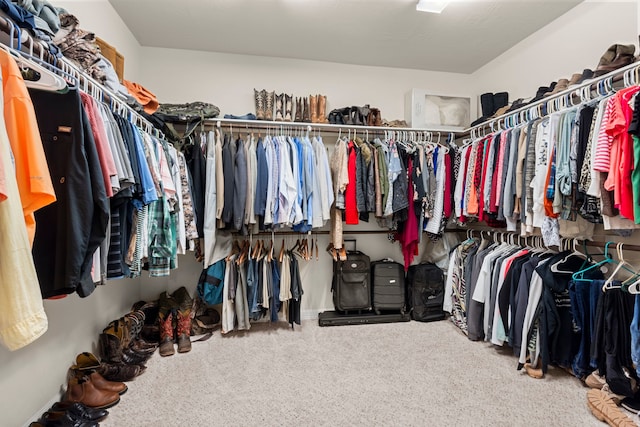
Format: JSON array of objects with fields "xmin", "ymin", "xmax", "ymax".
[
  {"xmin": 314, "ymin": 136, "xmax": 333, "ymax": 223},
  {"xmin": 276, "ymin": 135, "xmax": 296, "ymax": 226},
  {"xmin": 0, "ymin": 147, "xmax": 6, "ymax": 202},
  {"xmin": 245, "ymin": 134, "xmax": 257, "ymax": 227},
  {"xmin": 0, "ymin": 50, "xmax": 55, "ymax": 246},
  {"xmin": 29, "ymin": 88, "xmax": 109, "ymax": 298},
  {"xmin": 607, "ymin": 86, "xmax": 640, "ymax": 221},
  {"xmin": 80, "ymin": 92, "xmax": 118, "ymax": 197},
  {"xmin": 264, "ymin": 136, "xmax": 278, "ymax": 225},
  {"xmin": 215, "ymin": 129, "xmax": 224, "ymax": 221},
  {"xmin": 221, "ymin": 134, "xmax": 236, "ymax": 226},
  {"xmin": 203, "ymin": 130, "xmax": 218, "ymax": 267},
  {"xmin": 0, "ymin": 80, "xmax": 48, "ymax": 350},
  {"xmin": 233, "ymin": 137, "xmax": 247, "ymax": 231},
  {"xmin": 345, "ymin": 140, "xmax": 359, "ymax": 224}
]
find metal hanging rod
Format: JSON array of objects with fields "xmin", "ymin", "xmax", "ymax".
[
  {"xmin": 464, "ymin": 60, "xmax": 640, "ymax": 138},
  {"xmin": 0, "ymin": 14, "xmax": 164, "ymax": 139},
  {"xmin": 459, "ymin": 228, "xmax": 640, "ymax": 253},
  {"xmin": 206, "ymin": 117, "xmax": 462, "ymax": 136}
]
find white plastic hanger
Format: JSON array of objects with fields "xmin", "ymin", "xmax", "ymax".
[{"xmin": 603, "ymin": 243, "xmax": 636, "ymax": 291}]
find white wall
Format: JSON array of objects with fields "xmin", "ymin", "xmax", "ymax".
[
  {"xmin": 55, "ymin": 0, "xmax": 142, "ymax": 81},
  {"xmin": 139, "ymin": 47, "xmax": 474, "ymax": 122},
  {"xmin": 8, "ymin": 0, "xmax": 640, "ymax": 425},
  {"xmin": 0, "ymin": 2, "xmax": 145, "ymax": 427},
  {"xmin": 472, "ymin": 1, "xmax": 638, "ymax": 110},
  {"xmin": 136, "ymin": 46, "xmax": 475, "ymax": 313}
]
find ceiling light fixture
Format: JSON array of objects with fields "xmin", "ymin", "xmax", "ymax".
[{"xmin": 416, "ymin": 0, "xmax": 449, "ymax": 14}]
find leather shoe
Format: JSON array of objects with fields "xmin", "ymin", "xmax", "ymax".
[
  {"xmin": 85, "ymin": 371, "xmax": 127, "ymax": 395},
  {"xmin": 65, "ymin": 375, "xmax": 120, "ymax": 410},
  {"xmin": 98, "ymin": 361, "xmax": 144, "ymax": 382},
  {"xmin": 122, "ymin": 346, "xmax": 153, "ymax": 365},
  {"xmin": 50, "ymin": 401, "xmax": 108, "ymax": 422},
  {"xmin": 37, "ymin": 411, "xmax": 98, "ymax": 427}
]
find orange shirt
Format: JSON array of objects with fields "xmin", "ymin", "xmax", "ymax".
[
  {"xmin": 0, "ymin": 147, "xmax": 6, "ymax": 202},
  {"xmin": 0, "ymin": 50, "xmax": 56, "ymax": 245}
]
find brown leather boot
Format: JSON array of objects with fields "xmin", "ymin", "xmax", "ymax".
[
  {"xmin": 171, "ymin": 287, "xmax": 194, "ymax": 353},
  {"xmin": 302, "ymin": 97, "xmax": 310, "ymax": 122},
  {"xmin": 317, "ymin": 95, "xmax": 329, "ymax": 124},
  {"xmin": 98, "ymin": 333, "xmax": 122, "ymax": 363},
  {"xmin": 294, "ymin": 97, "xmax": 303, "ymax": 122},
  {"xmin": 86, "ymin": 372, "xmax": 127, "ymax": 395},
  {"xmin": 74, "ymin": 351, "xmax": 142, "ymax": 382},
  {"xmin": 98, "ymin": 362, "xmax": 144, "ymax": 382},
  {"xmin": 274, "ymin": 93, "xmax": 284, "ymax": 121},
  {"xmin": 310, "ymin": 95, "xmax": 318, "ymax": 123},
  {"xmin": 65, "ymin": 375, "xmax": 120, "ymax": 410},
  {"xmin": 254, "ymin": 89, "xmax": 265, "ymax": 120},
  {"xmin": 157, "ymin": 291, "xmax": 177, "ymax": 357},
  {"xmin": 71, "ymin": 355, "xmax": 128, "ymax": 394}
]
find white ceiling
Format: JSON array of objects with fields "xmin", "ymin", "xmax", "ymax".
[{"xmin": 108, "ymin": 0, "xmax": 583, "ymax": 74}]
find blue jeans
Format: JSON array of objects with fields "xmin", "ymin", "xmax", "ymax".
[
  {"xmin": 631, "ymin": 295, "xmax": 640, "ymax": 377},
  {"xmin": 569, "ymin": 279, "xmax": 601, "ymax": 378},
  {"xmin": 223, "ymin": 113, "xmax": 257, "ymax": 120}
]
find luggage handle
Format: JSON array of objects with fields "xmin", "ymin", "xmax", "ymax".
[{"xmin": 343, "ymin": 239, "xmax": 357, "ymax": 252}]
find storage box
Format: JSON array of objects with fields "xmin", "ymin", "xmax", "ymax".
[
  {"xmin": 96, "ymin": 37, "xmax": 125, "ymax": 82},
  {"xmin": 404, "ymin": 89, "xmax": 473, "ymax": 130}
]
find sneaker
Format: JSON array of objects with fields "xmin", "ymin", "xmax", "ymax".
[{"xmin": 586, "ymin": 389, "xmax": 636, "ymax": 426}]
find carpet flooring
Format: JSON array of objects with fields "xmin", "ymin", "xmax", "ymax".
[{"xmin": 101, "ymin": 319, "xmax": 605, "ymax": 427}]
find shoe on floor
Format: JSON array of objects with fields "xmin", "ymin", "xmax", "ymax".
[
  {"xmin": 621, "ymin": 395, "xmax": 640, "ymax": 413},
  {"xmin": 524, "ymin": 362, "xmax": 543, "ymax": 379},
  {"xmin": 602, "ymin": 384, "xmax": 627, "ymax": 406},
  {"xmin": 586, "ymin": 370, "xmax": 607, "ymax": 389},
  {"xmin": 587, "ymin": 389, "xmax": 636, "ymax": 426}
]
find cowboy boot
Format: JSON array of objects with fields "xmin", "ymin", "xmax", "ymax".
[
  {"xmin": 284, "ymin": 94, "xmax": 293, "ymax": 122},
  {"xmin": 274, "ymin": 93, "xmax": 284, "ymax": 121},
  {"xmin": 310, "ymin": 94, "xmax": 318, "ymax": 123},
  {"xmin": 98, "ymin": 333, "xmax": 122, "ymax": 363},
  {"xmin": 302, "ymin": 97, "xmax": 310, "ymax": 122},
  {"xmin": 264, "ymin": 90, "xmax": 275, "ymax": 121},
  {"xmin": 254, "ymin": 89, "xmax": 265, "ymax": 120},
  {"xmin": 294, "ymin": 97, "xmax": 303, "ymax": 122},
  {"xmin": 317, "ymin": 95, "xmax": 329, "ymax": 124},
  {"xmin": 171, "ymin": 287, "xmax": 194, "ymax": 353},
  {"xmin": 157, "ymin": 291, "xmax": 177, "ymax": 357}
]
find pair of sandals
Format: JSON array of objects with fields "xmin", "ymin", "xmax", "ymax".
[{"xmin": 326, "ymin": 243, "xmax": 347, "ymax": 261}]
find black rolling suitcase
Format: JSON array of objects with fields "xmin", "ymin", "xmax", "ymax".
[
  {"xmin": 371, "ymin": 259, "xmax": 406, "ymax": 315},
  {"xmin": 331, "ymin": 241, "xmax": 371, "ymax": 313},
  {"xmin": 407, "ymin": 262, "xmax": 445, "ymax": 322}
]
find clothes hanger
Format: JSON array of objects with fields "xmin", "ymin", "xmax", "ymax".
[
  {"xmin": 1, "ymin": 24, "xmax": 68, "ymax": 92},
  {"xmin": 572, "ymin": 242, "xmax": 616, "ymax": 283},
  {"xmin": 550, "ymin": 238, "xmax": 587, "ymax": 273},
  {"xmin": 602, "ymin": 243, "xmax": 637, "ymax": 292}
]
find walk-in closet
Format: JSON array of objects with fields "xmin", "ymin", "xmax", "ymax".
[{"xmin": 2, "ymin": 1, "xmax": 640, "ymax": 426}]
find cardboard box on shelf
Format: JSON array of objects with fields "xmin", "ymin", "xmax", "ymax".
[{"xmin": 96, "ymin": 37, "xmax": 125, "ymax": 82}]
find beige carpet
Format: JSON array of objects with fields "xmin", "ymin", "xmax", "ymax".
[{"xmin": 101, "ymin": 319, "xmax": 603, "ymax": 427}]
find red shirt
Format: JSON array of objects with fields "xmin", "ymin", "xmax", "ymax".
[
  {"xmin": 607, "ymin": 86, "xmax": 640, "ymax": 221},
  {"xmin": 344, "ymin": 140, "xmax": 359, "ymax": 224},
  {"xmin": 443, "ymin": 150, "xmax": 452, "ymax": 218}
]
